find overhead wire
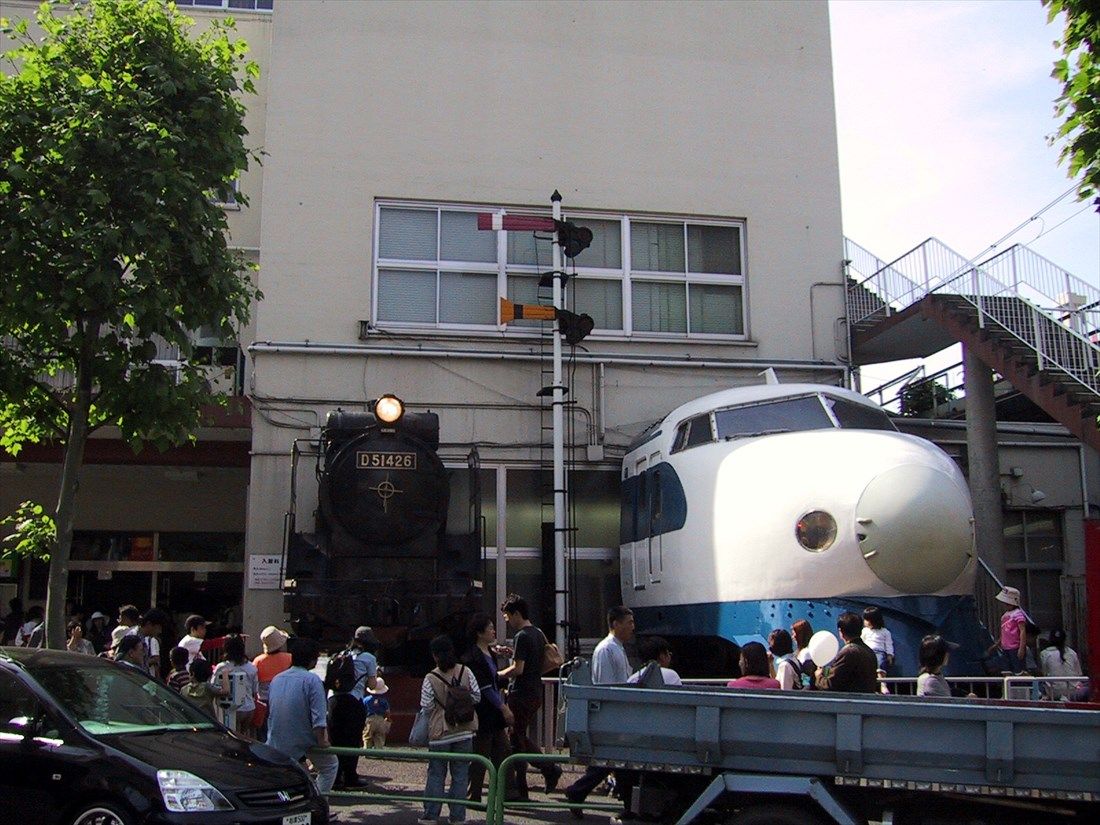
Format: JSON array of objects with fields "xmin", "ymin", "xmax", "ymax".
[{"xmin": 970, "ymin": 183, "xmax": 1077, "ymax": 261}]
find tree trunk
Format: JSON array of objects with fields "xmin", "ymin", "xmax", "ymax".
[
  {"xmin": 45, "ymin": 334, "xmax": 95, "ymax": 650},
  {"xmin": 45, "ymin": 403, "xmax": 89, "ymax": 649}
]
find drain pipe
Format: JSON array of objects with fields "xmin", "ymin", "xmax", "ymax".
[{"xmin": 248, "ymin": 341, "xmax": 847, "ymax": 375}]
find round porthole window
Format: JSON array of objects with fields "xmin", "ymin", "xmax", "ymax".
[{"xmin": 796, "ymin": 510, "xmax": 837, "ymax": 552}]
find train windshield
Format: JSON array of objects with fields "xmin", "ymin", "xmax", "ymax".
[
  {"xmin": 714, "ymin": 395, "xmax": 833, "ymax": 439},
  {"xmin": 823, "ymin": 396, "xmax": 897, "ymax": 431}
]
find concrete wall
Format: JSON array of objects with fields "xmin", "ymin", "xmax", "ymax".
[
  {"xmin": 255, "ymin": 0, "xmax": 844, "ymax": 352},
  {"xmin": 243, "ymin": 0, "xmax": 846, "ymax": 638}
]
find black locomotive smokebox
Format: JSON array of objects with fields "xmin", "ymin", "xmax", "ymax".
[{"xmin": 320, "ymin": 426, "xmax": 448, "ymax": 548}]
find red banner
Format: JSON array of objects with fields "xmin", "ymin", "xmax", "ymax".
[{"xmin": 1084, "ymin": 519, "xmax": 1100, "ymax": 701}]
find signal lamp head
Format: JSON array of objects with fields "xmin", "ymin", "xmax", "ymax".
[
  {"xmin": 796, "ymin": 510, "xmax": 837, "ymax": 552},
  {"xmin": 374, "ymin": 394, "xmax": 404, "ymax": 424}
]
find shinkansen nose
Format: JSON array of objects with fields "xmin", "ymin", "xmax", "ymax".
[{"xmin": 854, "ymin": 461, "xmax": 974, "ymax": 593}]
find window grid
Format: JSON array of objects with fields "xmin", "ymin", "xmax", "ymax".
[
  {"xmin": 373, "ymin": 202, "xmax": 746, "ymax": 339},
  {"xmin": 1003, "ymin": 510, "xmax": 1064, "ymax": 633}
]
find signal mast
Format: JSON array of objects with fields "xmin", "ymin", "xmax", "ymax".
[{"xmin": 478, "ymin": 192, "xmax": 593, "ymax": 652}]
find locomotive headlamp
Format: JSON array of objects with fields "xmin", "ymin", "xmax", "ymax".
[
  {"xmin": 374, "ymin": 394, "xmax": 405, "ymax": 424},
  {"xmin": 796, "ymin": 510, "xmax": 837, "ymax": 552}
]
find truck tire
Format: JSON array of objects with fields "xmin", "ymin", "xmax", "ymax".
[{"xmin": 728, "ymin": 802, "xmax": 829, "ymax": 825}]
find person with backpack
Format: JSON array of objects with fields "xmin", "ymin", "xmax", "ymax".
[
  {"xmin": 211, "ymin": 634, "xmax": 260, "ymax": 737},
  {"xmin": 325, "ymin": 625, "xmax": 378, "ymax": 789},
  {"xmin": 419, "ymin": 634, "xmax": 480, "ymax": 825}
]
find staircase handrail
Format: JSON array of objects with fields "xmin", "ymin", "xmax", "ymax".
[
  {"xmin": 977, "ymin": 243, "xmax": 1100, "ymax": 312},
  {"xmin": 846, "ymin": 238, "xmax": 995, "ymax": 326},
  {"xmin": 843, "ymin": 237, "xmax": 890, "ymax": 280},
  {"xmin": 935, "ymin": 264, "xmax": 1100, "ymax": 397},
  {"xmin": 847, "ymin": 237, "xmax": 1100, "ymax": 400},
  {"xmin": 975, "ymin": 244, "xmax": 1100, "ymax": 338},
  {"xmin": 862, "ymin": 363, "xmax": 925, "ymax": 407},
  {"xmin": 845, "ymin": 238, "xmax": 932, "ymax": 326}
]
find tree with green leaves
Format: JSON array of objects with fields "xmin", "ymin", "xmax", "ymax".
[
  {"xmin": 1044, "ymin": 0, "xmax": 1100, "ymax": 203},
  {"xmin": 0, "ymin": 0, "xmax": 260, "ymax": 648}
]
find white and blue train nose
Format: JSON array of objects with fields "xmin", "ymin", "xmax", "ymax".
[
  {"xmin": 708, "ymin": 429, "xmax": 975, "ymax": 602},
  {"xmin": 855, "ymin": 462, "xmax": 975, "ymax": 594}
]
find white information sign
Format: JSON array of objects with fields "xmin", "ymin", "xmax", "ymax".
[{"xmin": 248, "ymin": 554, "xmax": 283, "ymax": 590}]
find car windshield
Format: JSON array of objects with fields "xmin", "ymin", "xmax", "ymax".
[{"xmin": 27, "ymin": 662, "xmax": 218, "ymax": 736}]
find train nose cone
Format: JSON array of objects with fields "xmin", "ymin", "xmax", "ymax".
[{"xmin": 855, "ymin": 464, "xmax": 973, "ymax": 593}]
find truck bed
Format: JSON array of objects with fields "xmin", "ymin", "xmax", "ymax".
[{"xmin": 563, "ymin": 671, "xmax": 1100, "ymax": 801}]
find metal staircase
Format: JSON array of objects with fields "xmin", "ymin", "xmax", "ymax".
[{"xmin": 846, "ymin": 237, "xmax": 1100, "ymax": 451}]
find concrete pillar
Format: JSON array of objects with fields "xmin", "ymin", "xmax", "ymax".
[{"xmin": 964, "ymin": 345, "xmax": 1005, "ymax": 580}]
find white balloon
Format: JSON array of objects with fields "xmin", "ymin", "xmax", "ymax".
[{"xmin": 807, "ymin": 630, "xmax": 840, "ymax": 666}]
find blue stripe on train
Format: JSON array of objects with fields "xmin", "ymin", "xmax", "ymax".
[{"xmin": 631, "ymin": 594, "xmax": 992, "ymax": 677}]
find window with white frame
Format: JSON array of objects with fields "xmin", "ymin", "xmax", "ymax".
[
  {"xmin": 174, "ymin": 0, "xmax": 274, "ymax": 11},
  {"xmin": 373, "ymin": 202, "xmax": 747, "ymax": 338}
]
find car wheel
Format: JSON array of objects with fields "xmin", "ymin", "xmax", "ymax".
[{"xmin": 68, "ymin": 803, "xmax": 132, "ymax": 825}]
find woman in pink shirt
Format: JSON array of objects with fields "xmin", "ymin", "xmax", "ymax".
[
  {"xmin": 727, "ymin": 641, "xmax": 781, "ymax": 690},
  {"xmin": 995, "ymin": 586, "xmax": 1028, "ymax": 672}
]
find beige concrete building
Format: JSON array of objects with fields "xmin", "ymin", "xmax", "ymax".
[
  {"xmin": 242, "ymin": 0, "xmax": 847, "ymax": 646},
  {"xmin": 1, "ymin": 0, "xmax": 1093, "ymax": 658}
]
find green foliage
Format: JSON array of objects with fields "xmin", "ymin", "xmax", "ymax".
[
  {"xmin": 0, "ymin": 0, "xmax": 261, "ymax": 646},
  {"xmin": 899, "ymin": 381, "xmax": 956, "ymax": 418},
  {"xmin": 0, "ymin": 0, "xmax": 261, "ymax": 453},
  {"xmin": 0, "ymin": 501, "xmax": 55, "ymax": 561},
  {"xmin": 1044, "ymin": 0, "xmax": 1100, "ymax": 203}
]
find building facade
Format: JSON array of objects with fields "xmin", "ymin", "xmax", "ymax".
[
  {"xmin": 5, "ymin": 1, "xmax": 1089, "ymax": 657},
  {"xmin": 0, "ymin": 0, "xmax": 272, "ymax": 630},
  {"xmin": 240, "ymin": 0, "xmax": 847, "ymax": 646}
]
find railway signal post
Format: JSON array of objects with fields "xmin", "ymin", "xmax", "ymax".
[{"xmin": 478, "ymin": 194, "xmax": 592, "ymax": 652}]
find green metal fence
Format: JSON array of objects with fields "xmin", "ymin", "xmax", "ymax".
[{"xmin": 311, "ymin": 745, "xmax": 619, "ymax": 824}]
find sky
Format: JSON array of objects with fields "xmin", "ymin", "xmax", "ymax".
[{"xmin": 829, "ymin": 0, "xmax": 1100, "ymax": 391}]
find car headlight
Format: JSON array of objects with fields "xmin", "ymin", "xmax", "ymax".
[
  {"xmin": 157, "ymin": 770, "xmax": 234, "ymax": 813},
  {"xmin": 796, "ymin": 510, "xmax": 837, "ymax": 552}
]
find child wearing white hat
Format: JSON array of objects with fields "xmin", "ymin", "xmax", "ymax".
[
  {"xmin": 995, "ymin": 586, "xmax": 1028, "ymax": 672},
  {"xmin": 362, "ymin": 676, "xmax": 391, "ymax": 749}
]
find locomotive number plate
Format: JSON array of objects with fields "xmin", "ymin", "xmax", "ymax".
[{"xmin": 357, "ymin": 451, "xmax": 417, "ymax": 470}]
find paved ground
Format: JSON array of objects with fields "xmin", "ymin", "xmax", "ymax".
[{"xmin": 324, "ymin": 757, "xmax": 619, "ymax": 824}]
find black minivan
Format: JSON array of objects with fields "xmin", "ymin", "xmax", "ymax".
[{"xmin": 0, "ymin": 648, "xmax": 328, "ymax": 824}]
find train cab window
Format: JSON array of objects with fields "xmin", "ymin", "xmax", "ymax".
[
  {"xmin": 823, "ymin": 396, "xmax": 897, "ymax": 431},
  {"xmin": 671, "ymin": 415, "xmax": 713, "ymax": 453},
  {"xmin": 714, "ymin": 395, "xmax": 833, "ymax": 440}
]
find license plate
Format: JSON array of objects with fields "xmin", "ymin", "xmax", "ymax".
[{"xmin": 282, "ymin": 814, "xmax": 311, "ymax": 825}]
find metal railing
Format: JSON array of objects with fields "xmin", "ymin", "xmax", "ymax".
[
  {"xmin": 846, "ymin": 237, "xmax": 1100, "ymax": 404},
  {"xmin": 977, "ymin": 244, "xmax": 1100, "ymax": 337},
  {"xmin": 881, "ymin": 675, "xmax": 1090, "ymax": 701},
  {"xmin": 844, "ymin": 237, "xmax": 891, "ymax": 282},
  {"xmin": 315, "ymin": 745, "xmax": 497, "ymax": 819}
]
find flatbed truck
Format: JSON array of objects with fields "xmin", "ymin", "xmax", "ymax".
[{"xmin": 562, "ymin": 664, "xmax": 1099, "ymax": 825}]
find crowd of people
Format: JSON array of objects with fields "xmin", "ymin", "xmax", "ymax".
[{"xmin": 0, "ymin": 586, "xmax": 1089, "ymax": 821}]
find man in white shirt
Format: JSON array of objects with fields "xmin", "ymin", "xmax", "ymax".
[
  {"xmin": 110, "ymin": 605, "xmax": 139, "ymax": 649},
  {"xmin": 178, "ymin": 614, "xmax": 210, "ymax": 662},
  {"xmin": 565, "ymin": 606, "xmax": 636, "ymax": 821}
]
